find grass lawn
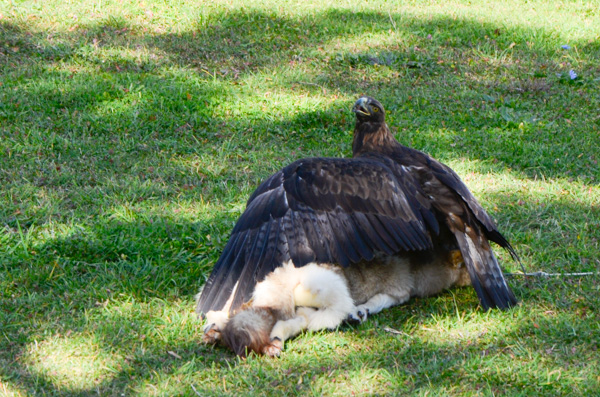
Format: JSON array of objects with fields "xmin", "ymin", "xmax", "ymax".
[{"xmin": 1, "ymin": 0, "xmax": 599, "ymax": 395}]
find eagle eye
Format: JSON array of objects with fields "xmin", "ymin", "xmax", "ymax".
[{"xmin": 372, "ymin": 107, "xmax": 379, "ymax": 112}]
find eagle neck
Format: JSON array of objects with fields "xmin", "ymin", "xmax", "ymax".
[{"xmin": 352, "ymin": 121, "xmax": 399, "ymax": 157}]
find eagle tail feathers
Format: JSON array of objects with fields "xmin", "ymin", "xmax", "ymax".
[{"xmin": 453, "ymin": 228, "xmax": 517, "ymax": 310}]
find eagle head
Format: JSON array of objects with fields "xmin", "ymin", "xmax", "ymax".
[{"xmin": 352, "ymin": 96, "xmax": 385, "ymax": 123}]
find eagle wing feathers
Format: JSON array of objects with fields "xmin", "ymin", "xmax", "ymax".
[{"xmin": 196, "ymin": 157, "xmax": 437, "ymax": 314}]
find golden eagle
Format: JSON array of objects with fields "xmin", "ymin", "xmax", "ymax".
[{"xmin": 196, "ymin": 96, "xmax": 518, "ymax": 317}]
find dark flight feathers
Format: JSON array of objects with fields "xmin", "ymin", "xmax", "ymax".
[{"xmin": 196, "ymin": 96, "xmax": 518, "ymax": 315}]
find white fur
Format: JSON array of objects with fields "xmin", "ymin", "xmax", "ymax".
[
  {"xmin": 270, "ymin": 315, "xmax": 308, "ymax": 342},
  {"xmin": 250, "ymin": 261, "xmax": 356, "ymax": 328},
  {"xmin": 202, "ymin": 254, "xmax": 470, "ymax": 356},
  {"xmin": 203, "ymin": 261, "xmax": 358, "ymax": 354},
  {"xmin": 294, "ymin": 263, "xmax": 355, "ymax": 330},
  {"xmin": 205, "ymin": 310, "xmax": 229, "ymax": 331}
]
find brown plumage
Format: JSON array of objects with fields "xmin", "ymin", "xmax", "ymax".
[{"xmin": 196, "ymin": 96, "xmax": 518, "ymax": 318}]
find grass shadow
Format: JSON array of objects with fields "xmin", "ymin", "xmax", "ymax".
[{"xmin": 2, "ymin": 7, "xmax": 599, "ymax": 183}]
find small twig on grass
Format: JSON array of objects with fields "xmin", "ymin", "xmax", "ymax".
[
  {"xmin": 506, "ymin": 271, "xmax": 599, "ymax": 277},
  {"xmin": 382, "ymin": 326, "xmax": 410, "ymax": 336},
  {"xmin": 191, "ymin": 384, "xmax": 203, "ymax": 397},
  {"xmin": 388, "ymin": 10, "xmax": 397, "ymax": 31}
]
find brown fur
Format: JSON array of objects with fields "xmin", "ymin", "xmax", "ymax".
[
  {"xmin": 337, "ymin": 250, "xmax": 468, "ymax": 305},
  {"xmin": 220, "ymin": 307, "xmax": 279, "ymax": 357}
]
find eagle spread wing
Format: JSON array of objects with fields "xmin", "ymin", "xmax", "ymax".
[{"xmin": 196, "ymin": 96, "xmax": 518, "ymax": 315}]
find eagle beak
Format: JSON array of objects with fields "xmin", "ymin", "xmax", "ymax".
[{"xmin": 352, "ymin": 97, "xmax": 370, "ymax": 116}]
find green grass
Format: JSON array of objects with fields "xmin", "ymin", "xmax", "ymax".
[{"xmin": 1, "ymin": 0, "xmax": 599, "ymax": 395}]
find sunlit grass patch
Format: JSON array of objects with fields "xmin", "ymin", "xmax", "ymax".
[{"xmin": 24, "ymin": 333, "xmax": 125, "ymax": 391}]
